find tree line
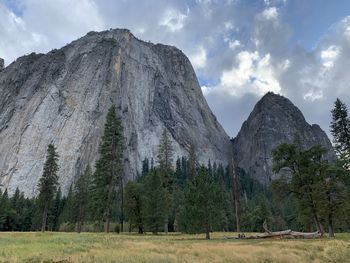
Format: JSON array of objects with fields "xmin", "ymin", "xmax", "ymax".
[{"xmin": 0, "ymin": 99, "xmax": 349, "ymax": 238}]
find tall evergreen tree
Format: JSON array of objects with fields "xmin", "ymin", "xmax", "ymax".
[
  {"xmin": 124, "ymin": 181, "xmax": 144, "ymax": 234},
  {"xmin": 74, "ymin": 166, "xmax": 92, "ymax": 233},
  {"xmin": 187, "ymin": 145, "xmax": 197, "ymax": 181},
  {"xmin": 142, "ymin": 170, "xmax": 167, "ymax": 234},
  {"xmin": 158, "ymin": 129, "xmax": 173, "ymax": 173},
  {"xmin": 59, "ymin": 185, "xmax": 74, "ymax": 227},
  {"xmin": 142, "ymin": 158, "xmax": 149, "ymax": 177},
  {"xmin": 0, "ymin": 189, "xmax": 11, "ymax": 230},
  {"xmin": 91, "ymin": 105, "xmax": 124, "ymax": 233},
  {"xmin": 157, "ymin": 129, "xmax": 174, "ymax": 233},
  {"xmin": 49, "ymin": 187, "xmax": 63, "ymax": 231},
  {"xmin": 37, "ymin": 144, "xmax": 59, "ymax": 232},
  {"xmin": 179, "ymin": 166, "xmax": 225, "ymax": 239},
  {"xmin": 330, "ymin": 98, "xmax": 350, "ymax": 166}
]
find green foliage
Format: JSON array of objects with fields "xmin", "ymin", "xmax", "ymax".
[
  {"xmin": 157, "ymin": 129, "xmax": 173, "ymax": 174},
  {"xmin": 124, "ymin": 181, "xmax": 144, "ymax": 233},
  {"xmin": 59, "ymin": 185, "xmax": 74, "ymax": 226},
  {"xmin": 49, "ymin": 188, "xmax": 63, "ymax": 231},
  {"xmin": 37, "ymin": 144, "xmax": 59, "ymax": 231},
  {"xmin": 91, "ymin": 106, "xmax": 124, "ymax": 232},
  {"xmin": 0, "ymin": 188, "xmax": 35, "ymax": 231},
  {"xmin": 142, "ymin": 170, "xmax": 167, "ymax": 233},
  {"xmin": 141, "ymin": 158, "xmax": 149, "ymax": 176},
  {"xmin": 272, "ymin": 143, "xmax": 349, "ymax": 236},
  {"xmin": 73, "ymin": 166, "xmax": 92, "ymax": 232},
  {"xmin": 179, "ymin": 166, "xmax": 226, "ymax": 239},
  {"xmin": 331, "ymin": 98, "xmax": 350, "ymax": 165}
]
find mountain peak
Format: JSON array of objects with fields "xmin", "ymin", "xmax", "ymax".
[
  {"xmin": 0, "ymin": 29, "xmax": 230, "ymax": 196},
  {"xmin": 233, "ymin": 93, "xmax": 335, "ymax": 185}
]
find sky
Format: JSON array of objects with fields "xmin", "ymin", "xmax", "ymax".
[{"xmin": 1, "ymin": 0, "xmax": 350, "ymax": 139}]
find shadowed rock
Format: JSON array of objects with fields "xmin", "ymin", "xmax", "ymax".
[{"xmin": 232, "ymin": 92, "xmax": 335, "ymax": 185}]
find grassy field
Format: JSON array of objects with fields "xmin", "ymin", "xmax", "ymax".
[{"xmin": 0, "ymin": 232, "xmax": 349, "ymax": 263}]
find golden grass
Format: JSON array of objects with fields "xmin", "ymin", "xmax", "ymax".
[{"xmin": 0, "ymin": 232, "xmax": 349, "ymax": 263}]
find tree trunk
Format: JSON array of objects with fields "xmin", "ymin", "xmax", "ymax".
[
  {"xmin": 205, "ymin": 224, "xmax": 210, "ymax": 240},
  {"xmin": 138, "ymin": 226, "xmax": 144, "ymax": 234},
  {"xmin": 313, "ymin": 214, "xmax": 324, "ymax": 236},
  {"xmin": 77, "ymin": 220, "xmax": 82, "ymax": 233},
  {"xmin": 105, "ymin": 217, "xmax": 110, "ymax": 233},
  {"xmin": 230, "ymin": 158, "xmax": 241, "ymax": 232},
  {"xmin": 120, "ymin": 177, "xmax": 124, "ymax": 233},
  {"xmin": 164, "ymin": 214, "xmax": 168, "ymax": 234},
  {"xmin": 105, "ymin": 172, "xmax": 114, "ymax": 234},
  {"xmin": 41, "ymin": 202, "xmax": 48, "ymax": 232},
  {"xmin": 328, "ymin": 213, "xmax": 335, "ymax": 238},
  {"xmin": 76, "ymin": 204, "xmax": 84, "ymax": 233}
]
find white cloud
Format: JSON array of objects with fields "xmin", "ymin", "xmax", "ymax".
[
  {"xmin": 260, "ymin": 7, "xmax": 278, "ymax": 20},
  {"xmin": 201, "ymin": 85, "xmax": 210, "ymax": 95},
  {"xmin": 189, "ymin": 46, "xmax": 207, "ymax": 69},
  {"xmin": 264, "ymin": 0, "xmax": 287, "ymax": 7},
  {"xmin": 159, "ymin": 8, "xmax": 188, "ymax": 32},
  {"xmin": 321, "ymin": 45, "xmax": 341, "ymax": 69},
  {"xmin": 303, "ymin": 90, "xmax": 323, "ymax": 102},
  {"xmin": 213, "ymin": 51, "xmax": 281, "ymax": 97},
  {"xmin": 228, "ymin": 39, "xmax": 241, "ymax": 50},
  {"xmin": 0, "ymin": 0, "xmax": 104, "ymax": 65},
  {"xmin": 341, "ymin": 16, "xmax": 350, "ymax": 37},
  {"xmin": 224, "ymin": 21, "xmax": 235, "ymax": 30}
]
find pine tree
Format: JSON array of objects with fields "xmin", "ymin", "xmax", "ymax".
[
  {"xmin": 142, "ymin": 170, "xmax": 167, "ymax": 234},
  {"xmin": 0, "ymin": 189, "xmax": 4, "ymax": 230},
  {"xmin": 179, "ymin": 166, "xmax": 225, "ymax": 239},
  {"xmin": 0, "ymin": 189, "xmax": 10, "ymax": 230},
  {"xmin": 330, "ymin": 98, "xmax": 350, "ymax": 166},
  {"xmin": 37, "ymin": 144, "xmax": 59, "ymax": 232},
  {"xmin": 157, "ymin": 129, "xmax": 174, "ymax": 233},
  {"xmin": 50, "ymin": 187, "xmax": 63, "ymax": 231},
  {"xmin": 229, "ymin": 158, "xmax": 241, "ymax": 232},
  {"xmin": 142, "ymin": 158, "xmax": 149, "ymax": 177},
  {"xmin": 73, "ymin": 166, "xmax": 92, "ymax": 233},
  {"xmin": 187, "ymin": 145, "xmax": 197, "ymax": 181},
  {"xmin": 91, "ymin": 105, "xmax": 124, "ymax": 233},
  {"xmin": 158, "ymin": 129, "xmax": 173, "ymax": 173},
  {"xmin": 59, "ymin": 185, "xmax": 74, "ymax": 227},
  {"xmin": 124, "ymin": 181, "xmax": 144, "ymax": 234}
]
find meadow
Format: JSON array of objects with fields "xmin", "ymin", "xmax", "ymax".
[{"xmin": 0, "ymin": 232, "xmax": 349, "ymax": 263}]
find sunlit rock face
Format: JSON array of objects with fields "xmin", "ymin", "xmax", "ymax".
[
  {"xmin": 0, "ymin": 29, "xmax": 231, "ymax": 196},
  {"xmin": 232, "ymin": 92, "xmax": 336, "ymax": 185}
]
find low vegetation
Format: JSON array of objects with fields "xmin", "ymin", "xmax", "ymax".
[{"xmin": 0, "ymin": 232, "xmax": 349, "ymax": 263}]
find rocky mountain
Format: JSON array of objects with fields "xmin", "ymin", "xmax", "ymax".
[
  {"xmin": 0, "ymin": 58, "xmax": 4, "ymax": 71},
  {"xmin": 232, "ymin": 92, "xmax": 335, "ymax": 185},
  {"xmin": 0, "ymin": 29, "xmax": 231, "ymax": 196}
]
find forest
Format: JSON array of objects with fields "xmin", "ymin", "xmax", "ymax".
[{"xmin": 0, "ymin": 99, "xmax": 349, "ymax": 239}]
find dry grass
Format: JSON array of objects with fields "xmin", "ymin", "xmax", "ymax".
[{"xmin": 0, "ymin": 232, "xmax": 349, "ymax": 263}]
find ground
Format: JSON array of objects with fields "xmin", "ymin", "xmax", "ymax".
[{"xmin": 0, "ymin": 232, "xmax": 349, "ymax": 263}]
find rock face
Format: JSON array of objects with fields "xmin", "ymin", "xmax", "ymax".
[
  {"xmin": 0, "ymin": 58, "xmax": 4, "ymax": 71},
  {"xmin": 232, "ymin": 92, "xmax": 335, "ymax": 185},
  {"xmin": 0, "ymin": 29, "xmax": 231, "ymax": 196}
]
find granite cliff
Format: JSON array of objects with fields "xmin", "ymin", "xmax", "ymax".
[
  {"xmin": 0, "ymin": 29, "xmax": 231, "ymax": 196},
  {"xmin": 232, "ymin": 92, "xmax": 335, "ymax": 185}
]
